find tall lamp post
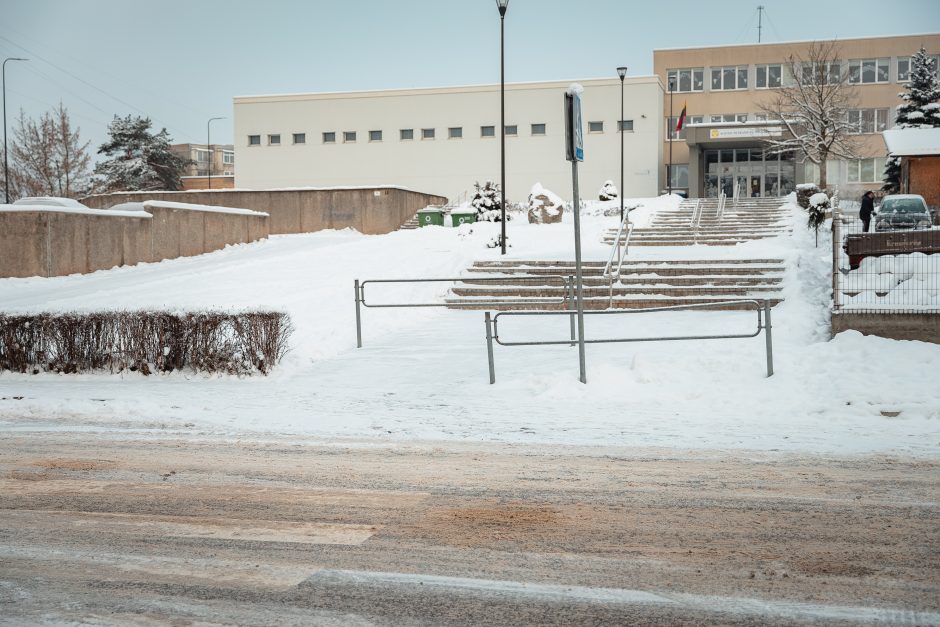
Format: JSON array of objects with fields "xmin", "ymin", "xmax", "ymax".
[
  {"xmin": 3, "ymin": 57, "xmax": 28, "ymax": 204},
  {"xmin": 667, "ymin": 77, "xmax": 675, "ymax": 196},
  {"xmin": 617, "ymin": 66, "xmax": 627, "ymax": 222},
  {"xmin": 207, "ymin": 116, "xmax": 225, "ymax": 190},
  {"xmin": 496, "ymin": 0, "xmax": 509, "ymax": 254}
]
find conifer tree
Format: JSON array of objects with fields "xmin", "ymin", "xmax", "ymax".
[
  {"xmin": 94, "ymin": 115, "xmax": 191, "ymax": 191},
  {"xmin": 883, "ymin": 47, "xmax": 940, "ymax": 192}
]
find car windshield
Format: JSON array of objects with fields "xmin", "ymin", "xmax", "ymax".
[{"xmin": 881, "ymin": 199, "xmax": 926, "ymax": 214}]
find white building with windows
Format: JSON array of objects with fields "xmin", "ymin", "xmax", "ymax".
[{"xmin": 233, "ymin": 77, "xmax": 664, "ymax": 202}]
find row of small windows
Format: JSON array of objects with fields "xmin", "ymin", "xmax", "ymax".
[
  {"xmin": 667, "ymin": 54, "xmax": 938, "ymax": 92},
  {"xmin": 247, "ymin": 120, "xmax": 634, "ymax": 146},
  {"xmin": 665, "ymin": 108, "xmax": 892, "ymax": 141}
]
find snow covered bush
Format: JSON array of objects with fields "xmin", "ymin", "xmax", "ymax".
[
  {"xmin": 796, "ymin": 183, "xmax": 820, "ymax": 209},
  {"xmin": 470, "ymin": 180, "xmax": 507, "ymax": 222},
  {"xmin": 598, "ymin": 180, "xmax": 618, "ymax": 201},
  {"xmin": 94, "ymin": 115, "xmax": 192, "ymax": 192},
  {"xmin": 527, "ymin": 182, "xmax": 565, "ymax": 224},
  {"xmin": 0, "ymin": 311, "xmax": 292, "ymax": 375}
]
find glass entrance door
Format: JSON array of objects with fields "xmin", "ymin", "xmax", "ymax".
[{"xmin": 702, "ymin": 149, "xmax": 795, "ymax": 198}]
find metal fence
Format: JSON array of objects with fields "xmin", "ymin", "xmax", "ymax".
[
  {"xmin": 833, "ymin": 206, "xmax": 940, "ymax": 314},
  {"xmin": 484, "ymin": 299, "xmax": 774, "ymax": 383}
]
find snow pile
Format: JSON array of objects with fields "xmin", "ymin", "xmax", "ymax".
[
  {"xmin": 0, "ymin": 203, "xmax": 151, "ymax": 219},
  {"xmin": 1, "ymin": 195, "xmax": 938, "ymax": 456},
  {"xmin": 598, "ymin": 180, "xmax": 618, "ymax": 201},
  {"xmin": 526, "ymin": 183, "xmax": 565, "ymax": 224},
  {"xmin": 141, "ymin": 200, "xmax": 268, "ymax": 217},
  {"xmin": 842, "ymin": 252, "xmax": 940, "ymax": 308}
]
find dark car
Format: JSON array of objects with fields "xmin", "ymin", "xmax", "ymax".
[{"xmin": 874, "ymin": 195, "xmax": 933, "ymax": 232}]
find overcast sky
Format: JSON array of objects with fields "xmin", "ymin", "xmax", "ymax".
[{"xmin": 2, "ymin": 0, "xmax": 938, "ymax": 156}]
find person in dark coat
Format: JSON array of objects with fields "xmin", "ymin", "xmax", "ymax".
[{"xmin": 859, "ymin": 191, "xmax": 875, "ymax": 233}]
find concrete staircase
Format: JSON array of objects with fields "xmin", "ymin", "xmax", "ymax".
[
  {"xmin": 605, "ymin": 197, "xmax": 790, "ymax": 247},
  {"xmin": 445, "ymin": 259, "xmax": 786, "ymax": 310},
  {"xmin": 399, "ymin": 214, "xmax": 421, "ymax": 230}
]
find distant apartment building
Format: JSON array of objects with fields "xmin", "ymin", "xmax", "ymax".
[
  {"xmin": 653, "ymin": 33, "xmax": 940, "ymax": 198},
  {"xmin": 233, "ymin": 77, "xmax": 664, "ymax": 202},
  {"xmin": 170, "ymin": 143, "xmax": 235, "ymax": 190}
]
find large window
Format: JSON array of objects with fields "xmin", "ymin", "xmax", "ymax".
[
  {"xmin": 196, "ymin": 149, "xmax": 210, "ymax": 163},
  {"xmin": 222, "ymin": 152, "xmax": 234, "ymax": 164},
  {"xmin": 847, "ymin": 157, "xmax": 886, "ymax": 183},
  {"xmin": 666, "ymin": 115, "xmax": 703, "ymax": 140},
  {"xmin": 667, "ymin": 164, "xmax": 690, "ymax": 189},
  {"xmin": 847, "ymin": 109, "xmax": 889, "ymax": 134},
  {"xmin": 800, "ymin": 62, "xmax": 842, "ymax": 85},
  {"xmin": 849, "ymin": 58, "xmax": 889, "ymax": 84},
  {"xmin": 711, "ymin": 65, "xmax": 748, "ymax": 90},
  {"xmin": 755, "ymin": 64, "xmax": 782, "ymax": 88},
  {"xmin": 898, "ymin": 54, "xmax": 940, "ymax": 82},
  {"xmin": 666, "ymin": 68, "xmax": 704, "ymax": 93}
]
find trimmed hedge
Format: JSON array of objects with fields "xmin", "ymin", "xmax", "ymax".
[{"xmin": 0, "ymin": 311, "xmax": 292, "ymax": 375}]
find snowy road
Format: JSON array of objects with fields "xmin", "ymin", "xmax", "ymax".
[{"xmin": 1, "ymin": 432, "xmax": 938, "ymax": 625}]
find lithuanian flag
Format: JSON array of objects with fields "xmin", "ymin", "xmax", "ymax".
[{"xmin": 675, "ymin": 101, "xmax": 688, "ymax": 132}]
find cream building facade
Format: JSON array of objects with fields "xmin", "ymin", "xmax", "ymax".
[
  {"xmin": 233, "ymin": 77, "xmax": 664, "ymax": 203},
  {"xmin": 654, "ymin": 33, "xmax": 940, "ymax": 198}
]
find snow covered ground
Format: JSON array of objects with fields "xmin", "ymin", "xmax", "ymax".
[{"xmin": 1, "ymin": 195, "xmax": 938, "ymax": 456}]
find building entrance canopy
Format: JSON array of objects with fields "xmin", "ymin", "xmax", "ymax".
[{"xmin": 685, "ymin": 122, "xmax": 801, "ymax": 199}]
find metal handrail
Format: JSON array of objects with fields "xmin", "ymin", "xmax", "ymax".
[
  {"xmin": 689, "ymin": 198, "xmax": 702, "ymax": 227},
  {"xmin": 354, "ymin": 274, "xmax": 571, "ymax": 347},
  {"xmin": 483, "ymin": 299, "xmax": 774, "ymax": 382}
]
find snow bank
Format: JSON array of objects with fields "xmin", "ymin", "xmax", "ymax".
[
  {"xmin": 842, "ymin": 252, "xmax": 940, "ymax": 308},
  {"xmin": 141, "ymin": 200, "xmax": 268, "ymax": 217},
  {"xmin": 0, "ymin": 203, "xmax": 152, "ymax": 219}
]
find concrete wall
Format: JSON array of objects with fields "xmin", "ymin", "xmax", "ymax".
[
  {"xmin": 83, "ymin": 187, "xmax": 446, "ymax": 235},
  {"xmin": 831, "ymin": 312, "xmax": 940, "ymax": 344},
  {"xmin": 0, "ymin": 207, "xmax": 271, "ymax": 279},
  {"xmin": 231, "ymin": 78, "xmax": 664, "ymax": 203}
]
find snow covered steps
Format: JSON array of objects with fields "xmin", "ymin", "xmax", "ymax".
[
  {"xmin": 398, "ymin": 214, "xmax": 421, "ymax": 230},
  {"xmin": 609, "ymin": 197, "xmax": 791, "ymax": 246},
  {"xmin": 445, "ymin": 259, "xmax": 786, "ymax": 310}
]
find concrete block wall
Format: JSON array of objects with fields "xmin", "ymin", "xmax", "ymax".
[
  {"xmin": 0, "ymin": 205, "xmax": 271, "ymax": 279},
  {"xmin": 81, "ymin": 187, "xmax": 447, "ymax": 235}
]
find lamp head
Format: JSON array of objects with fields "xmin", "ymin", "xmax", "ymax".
[
  {"xmin": 617, "ymin": 66, "xmax": 628, "ymax": 80},
  {"xmin": 496, "ymin": 0, "xmax": 509, "ymax": 16}
]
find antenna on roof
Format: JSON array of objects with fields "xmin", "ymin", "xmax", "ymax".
[{"xmin": 757, "ymin": 5, "xmax": 765, "ymax": 43}]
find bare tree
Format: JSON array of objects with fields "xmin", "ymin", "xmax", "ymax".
[
  {"xmin": 759, "ymin": 41, "xmax": 859, "ymax": 190},
  {"xmin": 9, "ymin": 104, "xmax": 92, "ymax": 199}
]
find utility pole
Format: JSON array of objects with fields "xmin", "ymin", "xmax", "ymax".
[{"xmin": 757, "ymin": 5, "xmax": 765, "ymax": 43}]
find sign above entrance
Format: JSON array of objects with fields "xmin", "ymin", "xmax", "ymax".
[{"xmin": 709, "ymin": 127, "xmax": 783, "ymax": 139}]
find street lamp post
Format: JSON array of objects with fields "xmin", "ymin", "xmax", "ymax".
[
  {"xmin": 207, "ymin": 116, "xmax": 225, "ymax": 190},
  {"xmin": 496, "ymin": 0, "xmax": 509, "ymax": 254},
  {"xmin": 3, "ymin": 57, "xmax": 28, "ymax": 204},
  {"xmin": 667, "ymin": 77, "xmax": 675, "ymax": 196},
  {"xmin": 617, "ymin": 66, "xmax": 627, "ymax": 222}
]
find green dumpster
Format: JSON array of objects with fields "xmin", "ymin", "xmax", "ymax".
[
  {"xmin": 450, "ymin": 209, "xmax": 477, "ymax": 226},
  {"xmin": 417, "ymin": 206, "xmax": 445, "ymax": 227}
]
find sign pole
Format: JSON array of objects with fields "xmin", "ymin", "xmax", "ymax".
[{"xmin": 565, "ymin": 87, "xmax": 587, "ymax": 384}]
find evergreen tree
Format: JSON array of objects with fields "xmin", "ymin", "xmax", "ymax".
[
  {"xmin": 471, "ymin": 180, "xmax": 505, "ymax": 222},
  {"xmin": 94, "ymin": 115, "xmax": 191, "ymax": 191},
  {"xmin": 883, "ymin": 47, "xmax": 940, "ymax": 192}
]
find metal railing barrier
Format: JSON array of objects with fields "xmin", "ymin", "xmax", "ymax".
[
  {"xmin": 354, "ymin": 275, "xmax": 571, "ymax": 347},
  {"xmin": 483, "ymin": 299, "xmax": 774, "ymax": 383},
  {"xmin": 602, "ymin": 206, "xmax": 639, "ymax": 309}
]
